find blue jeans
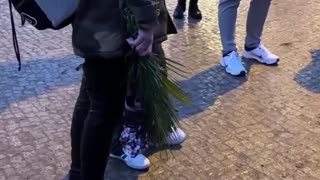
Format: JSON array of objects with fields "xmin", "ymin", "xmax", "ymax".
[{"xmin": 218, "ymin": 0, "xmax": 271, "ymax": 54}]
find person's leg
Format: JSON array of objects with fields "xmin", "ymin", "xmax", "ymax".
[
  {"xmin": 242, "ymin": 0, "xmax": 279, "ymax": 65},
  {"xmin": 149, "ymin": 44, "xmax": 187, "ymax": 145},
  {"xmin": 119, "ymin": 44, "xmax": 168, "ymax": 153},
  {"xmin": 173, "ymin": 0, "xmax": 187, "ymax": 19},
  {"xmin": 189, "ymin": 0, "xmax": 202, "ymax": 20},
  {"xmin": 218, "ymin": 0, "xmax": 241, "ymax": 55},
  {"xmin": 69, "ymin": 75, "xmax": 90, "ymax": 180},
  {"xmin": 80, "ymin": 58, "xmax": 127, "ymax": 180},
  {"xmin": 108, "ymin": 54, "xmax": 150, "ymax": 170},
  {"xmin": 245, "ymin": 0, "xmax": 271, "ymax": 49},
  {"xmin": 218, "ymin": 0, "xmax": 246, "ymax": 76},
  {"xmin": 109, "ymin": 103, "xmax": 150, "ymax": 170},
  {"xmin": 109, "ymin": 44, "xmax": 185, "ymax": 170}
]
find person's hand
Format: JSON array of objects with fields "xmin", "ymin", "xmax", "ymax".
[{"xmin": 127, "ymin": 29, "xmax": 153, "ymax": 56}]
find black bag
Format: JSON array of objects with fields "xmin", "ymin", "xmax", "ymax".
[{"xmin": 8, "ymin": 0, "xmax": 79, "ymax": 70}]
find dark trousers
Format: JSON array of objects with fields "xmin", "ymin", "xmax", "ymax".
[{"xmin": 69, "ymin": 58, "xmax": 128, "ymax": 180}]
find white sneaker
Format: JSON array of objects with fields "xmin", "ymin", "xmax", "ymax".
[
  {"xmin": 166, "ymin": 127, "xmax": 186, "ymax": 145},
  {"xmin": 220, "ymin": 51, "xmax": 247, "ymax": 76},
  {"xmin": 242, "ymin": 43, "xmax": 279, "ymax": 65},
  {"xmin": 110, "ymin": 152, "xmax": 150, "ymax": 170}
]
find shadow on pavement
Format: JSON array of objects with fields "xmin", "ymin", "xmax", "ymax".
[
  {"xmin": 294, "ymin": 49, "xmax": 320, "ymax": 93},
  {"xmin": 177, "ymin": 64, "xmax": 247, "ymax": 119},
  {"xmin": 0, "ymin": 56, "xmax": 83, "ymax": 113},
  {"xmin": 0, "ymin": 55, "xmax": 247, "ymax": 120},
  {"xmin": 0, "ymin": 56, "xmax": 246, "ymax": 180}
]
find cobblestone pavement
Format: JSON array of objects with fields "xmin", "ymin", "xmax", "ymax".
[{"xmin": 1, "ymin": 0, "xmax": 320, "ymax": 179}]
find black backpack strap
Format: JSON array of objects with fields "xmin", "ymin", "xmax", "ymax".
[{"xmin": 8, "ymin": 0, "xmax": 21, "ymax": 71}]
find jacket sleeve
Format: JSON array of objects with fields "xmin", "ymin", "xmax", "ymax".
[{"xmin": 126, "ymin": 0, "xmax": 158, "ymax": 31}]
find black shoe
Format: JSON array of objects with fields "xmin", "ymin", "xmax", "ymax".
[
  {"xmin": 173, "ymin": 0, "xmax": 186, "ymax": 19},
  {"xmin": 188, "ymin": 0, "xmax": 202, "ymax": 20},
  {"xmin": 189, "ymin": 6, "xmax": 202, "ymax": 20},
  {"xmin": 189, "ymin": 9, "xmax": 202, "ymax": 20},
  {"xmin": 174, "ymin": 7, "xmax": 185, "ymax": 19}
]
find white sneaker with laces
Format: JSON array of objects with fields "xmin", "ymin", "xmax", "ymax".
[
  {"xmin": 220, "ymin": 51, "xmax": 247, "ymax": 76},
  {"xmin": 166, "ymin": 127, "xmax": 186, "ymax": 145},
  {"xmin": 110, "ymin": 151, "xmax": 150, "ymax": 170},
  {"xmin": 242, "ymin": 43, "xmax": 279, "ymax": 65}
]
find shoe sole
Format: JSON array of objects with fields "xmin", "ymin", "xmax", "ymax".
[
  {"xmin": 109, "ymin": 154, "xmax": 150, "ymax": 170},
  {"xmin": 167, "ymin": 135, "xmax": 187, "ymax": 146},
  {"xmin": 242, "ymin": 53, "xmax": 279, "ymax": 65},
  {"xmin": 220, "ymin": 61, "xmax": 247, "ymax": 77}
]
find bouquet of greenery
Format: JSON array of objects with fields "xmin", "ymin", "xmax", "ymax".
[{"xmin": 123, "ymin": 8, "xmax": 190, "ymax": 147}]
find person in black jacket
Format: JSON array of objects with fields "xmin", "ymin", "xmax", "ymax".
[{"xmin": 67, "ymin": 0, "xmax": 158, "ymax": 179}]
